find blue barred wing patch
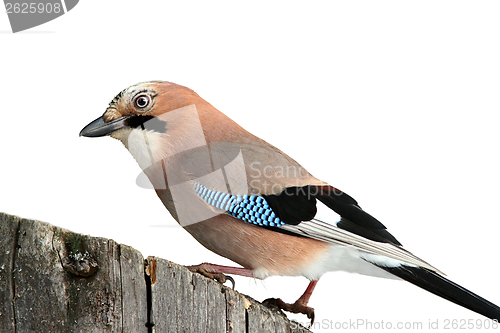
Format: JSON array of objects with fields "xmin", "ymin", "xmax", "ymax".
[{"xmin": 194, "ymin": 183, "xmax": 285, "ymax": 227}]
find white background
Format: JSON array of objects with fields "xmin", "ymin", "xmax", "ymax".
[{"xmin": 1, "ymin": 1, "xmax": 500, "ymax": 332}]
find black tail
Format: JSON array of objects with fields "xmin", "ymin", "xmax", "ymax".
[{"xmin": 377, "ymin": 264, "xmax": 500, "ymax": 321}]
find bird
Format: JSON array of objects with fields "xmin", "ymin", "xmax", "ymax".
[{"xmin": 80, "ymin": 80, "xmax": 500, "ymax": 323}]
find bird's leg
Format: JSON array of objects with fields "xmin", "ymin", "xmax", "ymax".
[
  {"xmin": 264, "ymin": 280, "xmax": 318, "ymax": 325},
  {"xmin": 186, "ymin": 262, "xmax": 255, "ymax": 288}
]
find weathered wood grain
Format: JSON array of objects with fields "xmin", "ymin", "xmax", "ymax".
[
  {"xmin": 146, "ymin": 257, "xmax": 311, "ymax": 333},
  {"xmin": 0, "ymin": 212, "xmax": 147, "ymax": 333},
  {"xmin": 0, "ymin": 213, "xmax": 18, "ymax": 332},
  {"xmin": 0, "ymin": 212, "xmax": 311, "ymax": 333}
]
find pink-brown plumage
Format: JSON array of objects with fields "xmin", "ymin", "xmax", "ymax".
[
  {"xmin": 183, "ymin": 214, "xmax": 330, "ymax": 279},
  {"xmin": 80, "ymin": 80, "xmax": 500, "ymax": 323}
]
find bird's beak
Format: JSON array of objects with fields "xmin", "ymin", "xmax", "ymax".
[{"xmin": 79, "ymin": 115, "xmax": 133, "ymax": 137}]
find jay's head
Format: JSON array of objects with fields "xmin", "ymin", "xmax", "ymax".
[
  {"xmin": 79, "ymin": 81, "xmax": 201, "ymax": 141},
  {"xmin": 80, "ymin": 81, "xmax": 230, "ymax": 175}
]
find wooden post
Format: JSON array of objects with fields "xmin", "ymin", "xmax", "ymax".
[{"xmin": 0, "ymin": 213, "xmax": 311, "ymax": 333}]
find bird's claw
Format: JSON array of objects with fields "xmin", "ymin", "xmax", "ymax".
[
  {"xmin": 187, "ymin": 265, "xmax": 236, "ymax": 289},
  {"xmin": 224, "ymin": 275, "xmax": 236, "ymax": 289},
  {"xmin": 263, "ymin": 297, "xmax": 315, "ymax": 326}
]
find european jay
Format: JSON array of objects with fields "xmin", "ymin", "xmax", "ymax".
[{"xmin": 80, "ymin": 81, "xmax": 500, "ymax": 322}]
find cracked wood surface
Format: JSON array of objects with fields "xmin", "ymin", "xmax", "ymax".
[
  {"xmin": 0, "ymin": 213, "xmax": 311, "ymax": 333},
  {"xmin": 0, "ymin": 213, "xmax": 147, "ymax": 333}
]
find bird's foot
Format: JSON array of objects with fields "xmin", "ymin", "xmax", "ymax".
[
  {"xmin": 186, "ymin": 263, "xmax": 236, "ymax": 289},
  {"xmin": 263, "ymin": 297, "xmax": 315, "ymax": 326}
]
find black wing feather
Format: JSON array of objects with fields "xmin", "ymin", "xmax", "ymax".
[
  {"xmin": 262, "ymin": 185, "xmax": 402, "ymax": 246},
  {"xmin": 262, "ymin": 187, "xmax": 317, "ymax": 225}
]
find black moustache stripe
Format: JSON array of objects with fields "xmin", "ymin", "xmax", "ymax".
[{"xmin": 126, "ymin": 115, "xmax": 167, "ymax": 133}]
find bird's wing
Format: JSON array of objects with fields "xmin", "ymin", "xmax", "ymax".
[
  {"xmin": 263, "ymin": 185, "xmax": 401, "ymax": 244},
  {"xmin": 194, "ymin": 183, "xmax": 441, "ymax": 273}
]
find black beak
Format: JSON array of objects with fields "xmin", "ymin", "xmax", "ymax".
[{"xmin": 79, "ymin": 115, "xmax": 133, "ymax": 137}]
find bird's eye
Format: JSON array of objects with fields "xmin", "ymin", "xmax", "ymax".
[{"xmin": 134, "ymin": 94, "xmax": 151, "ymax": 109}]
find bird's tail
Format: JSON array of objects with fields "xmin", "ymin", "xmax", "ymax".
[{"xmin": 375, "ymin": 264, "xmax": 500, "ymax": 321}]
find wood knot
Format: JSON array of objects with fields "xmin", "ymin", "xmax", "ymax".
[{"xmin": 62, "ymin": 251, "xmax": 98, "ymax": 277}]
